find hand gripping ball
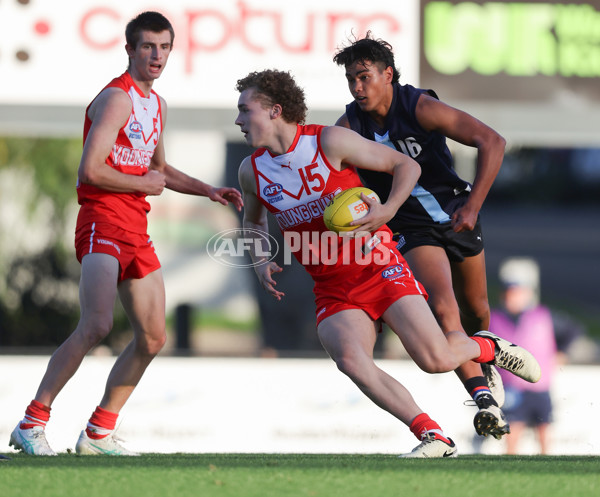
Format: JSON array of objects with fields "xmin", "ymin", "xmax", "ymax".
[{"xmin": 323, "ymin": 187, "xmax": 381, "ymax": 233}]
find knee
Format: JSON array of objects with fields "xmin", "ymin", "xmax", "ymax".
[
  {"xmin": 136, "ymin": 329, "xmax": 167, "ymax": 357},
  {"xmin": 415, "ymin": 350, "xmax": 458, "ymax": 374},
  {"xmin": 429, "ymin": 297, "xmax": 460, "ymax": 331},
  {"xmin": 335, "ymin": 354, "xmax": 359, "ymax": 378},
  {"xmin": 459, "ymin": 295, "xmax": 490, "ymax": 331},
  {"xmin": 148, "ymin": 333, "xmax": 167, "ymax": 356},
  {"xmin": 333, "ymin": 352, "xmax": 370, "ymax": 384},
  {"xmin": 78, "ymin": 318, "xmax": 114, "ymax": 348},
  {"xmin": 474, "ymin": 302, "xmax": 490, "ymax": 328}
]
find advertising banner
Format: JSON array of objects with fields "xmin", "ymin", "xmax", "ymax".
[
  {"xmin": 0, "ymin": 0, "xmax": 419, "ymax": 109},
  {"xmin": 420, "ymin": 1, "xmax": 600, "ymax": 102}
]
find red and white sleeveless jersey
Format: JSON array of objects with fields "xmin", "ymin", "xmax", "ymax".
[
  {"xmin": 76, "ymin": 72, "xmax": 163, "ymax": 234},
  {"xmin": 251, "ymin": 124, "xmax": 392, "ymax": 279}
]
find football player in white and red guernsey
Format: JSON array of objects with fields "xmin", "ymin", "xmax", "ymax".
[
  {"xmin": 235, "ymin": 69, "xmax": 540, "ymax": 458},
  {"xmin": 10, "ymin": 11, "xmax": 242, "ymax": 457}
]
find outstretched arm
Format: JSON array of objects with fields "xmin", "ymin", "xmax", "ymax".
[
  {"xmin": 148, "ymin": 98, "xmax": 243, "ymax": 211},
  {"xmin": 154, "ymin": 152, "xmax": 243, "ymax": 211}
]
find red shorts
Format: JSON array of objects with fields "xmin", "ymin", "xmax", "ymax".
[
  {"xmin": 75, "ymin": 222, "xmax": 161, "ymax": 282},
  {"xmin": 313, "ymin": 245, "xmax": 428, "ymax": 327}
]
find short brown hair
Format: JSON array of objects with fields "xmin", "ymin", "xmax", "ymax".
[
  {"xmin": 125, "ymin": 11, "xmax": 174, "ymax": 49},
  {"xmin": 235, "ymin": 69, "xmax": 307, "ymax": 124}
]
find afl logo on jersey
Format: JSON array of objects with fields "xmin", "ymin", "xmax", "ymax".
[
  {"xmin": 128, "ymin": 120, "xmax": 143, "ymax": 140},
  {"xmin": 263, "ymin": 183, "xmax": 283, "ymax": 197},
  {"xmin": 382, "ymin": 264, "xmax": 404, "ymax": 280},
  {"xmin": 129, "ymin": 121, "xmax": 143, "ymax": 133},
  {"xmin": 263, "ymin": 183, "xmax": 284, "ymax": 204}
]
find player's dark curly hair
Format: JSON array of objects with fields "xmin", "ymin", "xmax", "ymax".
[
  {"xmin": 126, "ymin": 11, "xmax": 175, "ymax": 49},
  {"xmin": 235, "ymin": 69, "xmax": 307, "ymax": 124},
  {"xmin": 333, "ymin": 31, "xmax": 400, "ymax": 84}
]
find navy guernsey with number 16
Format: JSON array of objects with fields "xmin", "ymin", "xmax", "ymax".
[{"xmin": 345, "ymin": 82, "xmax": 472, "ymax": 230}]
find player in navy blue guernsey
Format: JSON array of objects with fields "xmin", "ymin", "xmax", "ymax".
[{"xmin": 334, "ymin": 33, "xmax": 509, "ymax": 440}]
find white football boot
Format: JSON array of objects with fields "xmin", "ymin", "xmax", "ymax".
[
  {"xmin": 474, "ymin": 330, "xmax": 541, "ymax": 383},
  {"xmin": 399, "ymin": 433, "xmax": 458, "ymax": 458},
  {"xmin": 75, "ymin": 430, "xmax": 139, "ymax": 456},
  {"xmin": 9, "ymin": 423, "xmax": 57, "ymax": 456}
]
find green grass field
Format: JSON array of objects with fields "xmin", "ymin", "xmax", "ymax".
[{"xmin": 1, "ymin": 453, "xmax": 598, "ymax": 497}]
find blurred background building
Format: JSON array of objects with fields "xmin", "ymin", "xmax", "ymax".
[{"xmin": 1, "ymin": 0, "xmax": 599, "ymax": 359}]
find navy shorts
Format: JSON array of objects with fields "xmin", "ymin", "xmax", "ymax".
[
  {"xmin": 503, "ymin": 389, "xmax": 553, "ymax": 426},
  {"xmin": 393, "ymin": 218, "xmax": 484, "ymax": 263}
]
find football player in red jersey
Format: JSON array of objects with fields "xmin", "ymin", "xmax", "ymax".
[
  {"xmin": 9, "ymin": 11, "xmax": 242, "ymax": 457},
  {"xmin": 235, "ymin": 69, "xmax": 540, "ymax": 458}
]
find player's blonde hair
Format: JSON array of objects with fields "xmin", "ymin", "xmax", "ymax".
[{"xmin": 236, "ymin": 69, "xmax": 307, "ymax": 124}]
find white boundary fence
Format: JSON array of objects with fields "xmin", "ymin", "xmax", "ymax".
[{"xmin": 1, "ymin": 356, "xmax": 597, "ymax": 456}]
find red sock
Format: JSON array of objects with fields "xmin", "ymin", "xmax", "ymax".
[
  {"xmin": 86, "ymin": 406, "xmax": 119, "ymax": 439},
  {"xmin": 409, "ymin": 413, "xmax": 451, "ymax": 444},
  {"xmin": 471, "ymin": 336, "xmax": 496, "ymax": 363},
  {"xmin": 20, "ymin": 400, "xmax": 51, "ymax": 430}
]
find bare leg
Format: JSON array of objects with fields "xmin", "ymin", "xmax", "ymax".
[
  {"xmin": 98, "ymin": 269, "xmax": 167, "ymax": 413},
  {"xmin": 505, "ymin": 421, "xmax": 526, "ymax": 454},
  {"xmin": 451, "ymin": 250, "xmax": 490, "ymax": 335},
  {"xmin": 34, "ymin": 254, "xmax": 119, "ymax": 407},
  {"xmin": 317, "ymin": 309, "xmax": 423, "ymax": 425},
  {"xmin": 382, "ymin": 295, "xmax": 481, "ymax": 374},
  {"xmin": 403, "ymin": 246, "xmax": 485, "ymax": 384},
  {"xmin": 319, "ymin": 298, "xmax": 484, "ymax": 425},
  {"xmin": 536, "ymin": 423, "xmax": 551, "ymax": 455}
]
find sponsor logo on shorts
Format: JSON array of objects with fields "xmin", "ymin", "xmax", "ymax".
[
  {"xmin": 382, "ymin": 264, "xmax": 404, "ymax": 280},
  {"xmin": 96, "ymin": 238, "xmax": 121, "ymax": 254}
]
